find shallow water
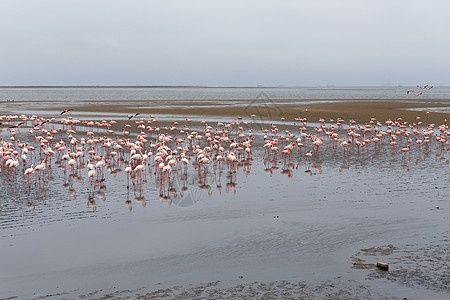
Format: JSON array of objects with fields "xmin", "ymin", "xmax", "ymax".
[
  {"xmin": 2, "ymin": 86, "xmax": 450, "ymax": 114},
  {"xmin": 0, "ymin": 87, "xmax": 449, "ymax": 299},
  {"xmin": 0, "ymin": 86, "xmax": 431, "ymax": 103}
]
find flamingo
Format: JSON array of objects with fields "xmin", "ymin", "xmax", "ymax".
[
  {"xmin": 305, "ymin": 151, "xmax": 313, "ymax": 159},
  {"xmin": 95, "ymin": 157, "xmax": 106, "ymax": 179},
  {"xmin": 34, "ymin": 160, "xmax": 46, "ymax": 181},
  {"xmin": 134, "ymin": 164, "xmax": 145, "ymax": 184},
  {"xmin": 88, "ymin": 168, "xmax": 96, "ymax": 185},
  {"xmin": 9, "ymin": 122, "xmax": 24, "ymax": 129},
  {"xmin": 127, "ymin": 113, "xmax": 140, "ymax": 120},
  {"xmin": 24, "ymin": 165, "xmax": 34, "ymax": 187},
  {"xmin": 341, "ymin": 140, "xmax": 349, "ymax": 154},
  {"xmin": 124, "ymin": 166, "xmax": 132, "ymax": 188},
  {"xmin": 304, "ymin": 151, "xmax": 313, "ymax": 171},
  {"xmin": 68, "ymin": 158, "xmax": 76, "ymax": 172}
]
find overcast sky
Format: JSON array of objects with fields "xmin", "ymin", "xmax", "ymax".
[{"xmin": 1, "ymin": 0, "xmax": 449, "ymax": 86}]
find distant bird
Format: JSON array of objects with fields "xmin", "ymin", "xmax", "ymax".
[
  {"xmin": 417, "ymin": 85, "xmax": 429, "ymax": 90},
  {"xmin": 61, "ymin": 109, "xmax": 71, "ymax": 115},
  {"xmin": 127, "ymin": 113, "xmax": 140, "ymax": 119},
  {"xmin": 415, "ymin": 92, "xmax": 423, "ymax": 96},
  {"xmin": 9, "ymin": 122, "xmax": 23, "ymax": 128},
  {"xmin": 406, "ymin": 90, "xmax": 414, "ymax": 94}
]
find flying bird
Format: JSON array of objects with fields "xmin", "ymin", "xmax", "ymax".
[
  {"xmin": 61, "ymin": 109, "xmax": 71, "ymax": 115},
  {"xmin": 127, "ymin": 113, "xmax": 140, "ymax": 119},
  {"xmin": 406, "ymin": 90, "xmax": 414, "ymax": 94},
  {"xmin": 9, "ymin": 122, "xmax": 24, "ymax": 128}
]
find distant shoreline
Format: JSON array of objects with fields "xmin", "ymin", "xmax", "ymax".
[
  {"xmin": 0, "ymin": 85, "xmax": 422, "ymax": 89},
  {"xmin": 0, "ymin": 85, "xmax": 287, "ymax": 89}
]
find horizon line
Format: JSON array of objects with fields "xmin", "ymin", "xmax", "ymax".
[{"xmin": 0, "ymin": 84, "xmax": 432, "ymax": 89}]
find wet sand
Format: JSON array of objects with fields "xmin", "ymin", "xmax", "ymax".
[
  {"xmin": 0, "ymin": 90, "xmax": 449, "ymax": 299},
  {"xmin": 3, "ymin": 96, "xmax": 450, "ymax": 125}
]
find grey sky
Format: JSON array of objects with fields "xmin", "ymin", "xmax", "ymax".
[{"xmin": 1, "ymin": 0, "xmax": 449, "ymax": 86}]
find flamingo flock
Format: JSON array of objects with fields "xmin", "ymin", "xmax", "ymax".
[{"xmin": 0, "ymin": 111, "xmax": 449, "ymax": 211}]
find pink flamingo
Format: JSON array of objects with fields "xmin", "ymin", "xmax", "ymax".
[{"xmin": 24, "ymin": 165, "xmax": 34, "ymax": 187}]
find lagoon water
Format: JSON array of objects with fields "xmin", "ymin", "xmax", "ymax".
[{"xmin": 0, "ymin": 87, "xmax": 449, "ymax": 299}]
